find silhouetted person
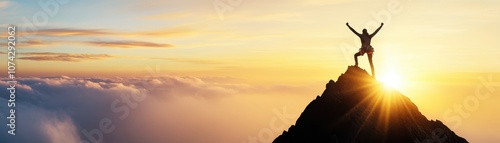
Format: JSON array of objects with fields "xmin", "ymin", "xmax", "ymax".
[{"xmin": 346, "ymin": 22, "xmax": 384, "ymax": 78}]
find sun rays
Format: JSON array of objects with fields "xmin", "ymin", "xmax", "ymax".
[
  {"xmin": 379, "ymin": 70, "xmax": 403, "ymax": 90},
  {"xmin": 346, "ymin": 79, "xmax": 420, "ymax": 140}
]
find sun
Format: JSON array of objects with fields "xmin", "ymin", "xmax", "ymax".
[{"xmin": 378, "ymin": 70, "xmax": 403, "ymax": 89}]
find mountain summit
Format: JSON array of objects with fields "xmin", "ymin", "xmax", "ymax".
[{"xmin": 273, "ymin": 66, "xmax": 468, "ymax": 143}]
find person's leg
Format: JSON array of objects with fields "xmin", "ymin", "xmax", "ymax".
[
  {"xmin": 354, "ymin": 52, "xmax": 361, "ymax": 67},
  {"xmin": 368, "ymin": 53, "xmax": 375, "ymax": 78}
]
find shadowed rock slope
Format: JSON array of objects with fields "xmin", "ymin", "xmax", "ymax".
[{"xmin": 273, "ymin": 66, "xmax": 468, "ymax": 143}]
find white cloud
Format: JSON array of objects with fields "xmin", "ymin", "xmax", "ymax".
[{"xmin": 42, "ymin": 115, "xmax": 80, "ymax": 143}]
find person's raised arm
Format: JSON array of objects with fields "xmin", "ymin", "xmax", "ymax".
[
  {"xmin": 346, "ymin": 23, "xmax": 360, "ymax": 36},
  {"xmin": 370, "ymin": 23, "xmax": 384, "ymax": 37}
]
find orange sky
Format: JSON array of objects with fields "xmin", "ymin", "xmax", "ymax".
[{"xmin": 1, "ymin": 0, "xmax": 500, "ymax": 142}]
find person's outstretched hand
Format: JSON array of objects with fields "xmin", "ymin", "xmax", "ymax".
[
  {"xmin": 346, "ymin": 22, "xmax": 349, "ymax": 26},
  {"xmin": 381, "ymin": 23, "xmax": 384, "ymax": 26}
]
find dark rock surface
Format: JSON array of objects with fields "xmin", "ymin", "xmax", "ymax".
[{"xmin": 273, "ymin": 66, "xmax": 468, "ymax": 143}]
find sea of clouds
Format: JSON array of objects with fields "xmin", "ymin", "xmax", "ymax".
[{"xmin": 0, "ymin": 75, "xmax": 314, "ymax": 143}]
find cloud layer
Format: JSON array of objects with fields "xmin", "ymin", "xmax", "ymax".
[
  {"xmin": 18, "ymin": 52, "xmax": 113, "ymax": 62},
  {"xmin": 0, "ymin": 75, "xmax": 268, "ymax": 143},
  {"xmin": 85, "ymin": 40, "xmax": 173, "ymax": 48}
]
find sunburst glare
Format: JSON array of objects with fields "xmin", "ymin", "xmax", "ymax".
[{"xmin": 378, "ymin": 70, "xmax": 403, "ymax": 90}]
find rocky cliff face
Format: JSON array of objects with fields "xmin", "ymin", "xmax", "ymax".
[{"xmin": 273, "ymin": 66, "xmax": 468, "ymax": 143}]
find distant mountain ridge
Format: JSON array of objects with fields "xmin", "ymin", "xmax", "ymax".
[{"xmin": 273, "ymin": 66, "xmax": 468, "ymax": 143}]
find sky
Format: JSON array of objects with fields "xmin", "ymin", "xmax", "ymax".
[{"xmin": 0, "ymin": 0, "xmax": 500, "ymax": 143}]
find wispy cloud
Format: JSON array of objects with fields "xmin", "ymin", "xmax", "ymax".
[
  {"xmin": 129, "ymin": 27, "xmax": 196, "ymax": 38},
  {"xmin": 25, "ymin": 27, "xmax": 195, "ymax": 38},
  {"xmin": 18, "ymin": 39, "xmax": 55, "ymax": 47},
  {"xmin": 150, "ymin": 57, "xmax": 224, "ymax": 64},
  {"xmin": 34, "ymin": 28, "xmax": 115, "ymax": 36},
  {"xmin": 42, "ymin": 115, "xmax": 80, "ymax": 143},
  {"xmin": 19, "ymin": 52, "xmax": 113, "ymax": 62},
  {"xmin": 85, "ymin": 40, "xmax": 173, "ymax": 48},
  {"xmin": 0, "ymin": 39, "xmax": 52, "ymax": 48},
  {"xmin": 143, "ymin": 12, "xmax": 188, "ymax": 20},
  {"xmin": 16, "ymin": 27, "xmax": 193, "ymax": 49},
  {"xmin": 1, "ymin": 39, "xmax": 174, "ymax": 49}
]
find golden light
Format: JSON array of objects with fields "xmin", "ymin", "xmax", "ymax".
[{"xmin": 379, "ymin": 70, "xmax": 403, "ymax": 90}]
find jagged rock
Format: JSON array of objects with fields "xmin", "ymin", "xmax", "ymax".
[{"xmin": 273, "ymin": 66, "xmax": 468, "ymax": 143}]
